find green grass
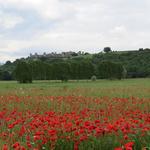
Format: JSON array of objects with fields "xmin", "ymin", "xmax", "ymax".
[{"xmin": 0, "ymin": 78, "xmax": 150, "ymax": 97}]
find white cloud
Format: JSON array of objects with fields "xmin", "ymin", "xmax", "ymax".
[
  {"xmin": 0, "ymin": 54, "xmax": 17, "ymax": 63},
  {"xmin": 110, "ymin": 26, "xmax": 127, "ymax": 34},
  {"xmin": 109, "ymin": 26, "xmax": 128, "ymax": 40},
  {"xmin": 0, "ymin": 0, "xmax": 76, "ymax": 20},
  {"xmin": 0, "ymin": 0, "xmax": 150, "ymax": 62},
  {"xmin": 0, "ymin": 11, "xmax": 24, "ymax": 29}
]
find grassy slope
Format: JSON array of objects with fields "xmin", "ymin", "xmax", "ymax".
[{"xmin": 0, "ymin": 78, "xmax": 149, "ymax": 98}]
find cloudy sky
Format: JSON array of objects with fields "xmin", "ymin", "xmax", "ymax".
[{"xmin": 0, "ymin": 0, "xmax": 150, "ymax": 62}]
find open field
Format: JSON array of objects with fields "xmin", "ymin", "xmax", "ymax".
[
  {"xmin": 0, "ymin": 78, "xmax": 150, "ymax": 150},
  {"xmin": 0, "ymin": 78, "xmax": 150, "ymax": 97}
]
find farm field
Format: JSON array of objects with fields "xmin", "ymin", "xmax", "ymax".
[{"xmin": 0, "ymin": 78, "xmax": 150, "ymax": 150}]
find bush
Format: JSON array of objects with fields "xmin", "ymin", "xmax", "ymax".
[{"xmin": 91, "ymin": 75, "xmax": 97, "ymax": 81}]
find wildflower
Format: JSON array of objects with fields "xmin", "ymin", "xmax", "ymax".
[
  {"xmin": 20, "ymin": 146, "xmax": 26, "ymax": 150},
  {"xmin": 12, "ymin": 142, "xmax": 20, "ymax": 149},
  {"xmin": 19, "ymin": 126, "xmax": 26, "ymax": 136},
  {"xmin": 114, "ymin": 147, "xmax": 123, "ymax": 150},
  {"xmin": 124, "ymin": 134, "xmax": 128, "ymax": 140},
  {"xmin": 124, "ymin": 141, "xmax": 134, "ymax": 150},
  {"xmin": 2, "ymin": 144, "xmax": 8, "ymax": 150}
]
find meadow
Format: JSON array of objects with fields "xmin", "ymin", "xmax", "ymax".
[{"xmin": 0, "ymin": 78, "xmax": 150, "ymax": 150}]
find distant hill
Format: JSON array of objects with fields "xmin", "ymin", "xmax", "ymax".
[{"xmin": 0, "ymin": 49, "xmax": 150, "ymax": 80}]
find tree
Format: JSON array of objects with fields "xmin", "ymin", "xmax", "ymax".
[
  {"xmin": 0, "ymin": 70, "xmax": 12, "ymax": 80},
  {"xmin": 103, "ymin": 47, "xmax": 112, "ymax": 53},
  {"xmin": 52, "ymin": 62, "xmax": 70, "ymax": 81},
  {"xmin": 5, "ymin": 61, "xmax": 12, "ymax": 65},
  {"xmin": 78, "ymin": 60, "xmax": 94, "ymax": 79},
  {"xmin": 2, "ymin": 71, "xmax": 12, "ymax": 80},
  {"xmin": 97, "ymin": 61, "xmax": 124, "ymax": 80},
  {"xmin": 70, "ymin": 61, "xmax": 80, "ymax": 79},
  {"xmin": 15, "ymin": 61, "xmax": 32, "ymax": 83},
  {"xmin": 139, "ymin": 48, "xmax": 143, "ymax": 51}
]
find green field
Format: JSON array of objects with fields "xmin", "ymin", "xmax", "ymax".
[{"xmin": 0, "ymin": 78, "xmax": 150, "ymax": 97}]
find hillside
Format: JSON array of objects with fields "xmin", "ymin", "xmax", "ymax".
[
  {"xmin": 0, "ymin": 49, "xmax": 150, "ymax": 80},
  {"xmin": 92, "ymin": 50, "xmax": 150, "ymax": 78}
]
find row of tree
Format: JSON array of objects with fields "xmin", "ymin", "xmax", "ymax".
[{"xmin": 14, "ymin": 60, "xmax": 125, "ymax": 83}]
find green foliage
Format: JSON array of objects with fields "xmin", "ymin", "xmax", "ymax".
[
  {"xmin": 1, "ymin": 49, "xmax": 150, "ymax": 81},
  {"xmin": 15, "ymin": 61, "xmax": 32, "ymax": 83},
  {"xmin": 93, "ymin": 50, "xmax": 150, "ymax": 78},
  {"xmin": 103, "ymin": 47, "xmax": 112, "ymax": 53},
  {"xmin": 97, "ymin": 61, "xmax": 124, "ymax": 79},
  {"xmin": 0, "ymin": 71, "xmax": 12, "ymax": 80}
]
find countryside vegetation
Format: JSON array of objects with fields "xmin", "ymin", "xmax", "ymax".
[
  {"xmin": 0, "ymin": 48, "xmax": 150, "ymax": 150},
  {"xmin": 0, "ymin": 48, "xmax": 150, "ymax": 82}
]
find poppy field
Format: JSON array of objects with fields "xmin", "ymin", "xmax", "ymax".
[{"xmin": 0, "ymin": 79, "xmax": 150, "ymax": 150}]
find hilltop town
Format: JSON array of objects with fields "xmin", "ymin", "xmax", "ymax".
[{"xmin": 29, "ymin": 51, "xmax": 89, "ymax": 60}]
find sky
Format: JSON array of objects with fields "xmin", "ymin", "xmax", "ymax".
[{"xmin": 0, "ymin": 0, "xmax": 150, "ymax": 63}]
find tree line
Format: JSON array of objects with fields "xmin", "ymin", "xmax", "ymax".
[{"xmin": 14, "ymin": 59, "xmax": 125, "ymax": 83}]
